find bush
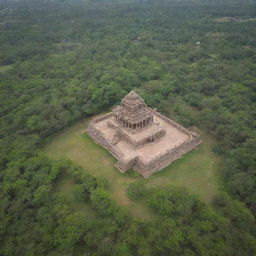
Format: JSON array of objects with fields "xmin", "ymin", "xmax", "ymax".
[{"xmin": 90, "ymin": 188, "xmax": 116, "ymax": 216}]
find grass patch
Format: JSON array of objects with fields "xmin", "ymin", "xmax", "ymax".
[
  {"xmin": 43, "ymin": 117, "xmax": 222, "ymax": 219},
  {"xmin": 0, "ymin": 64, "xmax": 13, "ymax": 73}
]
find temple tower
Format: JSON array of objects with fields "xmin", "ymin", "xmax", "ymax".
[{"xmin": 113, "ymin": 91, "xmax": 153, "ymax": 131}]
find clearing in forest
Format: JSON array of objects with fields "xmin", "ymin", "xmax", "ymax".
[{"xmin": 43, "ymin": 117, "xmax": 222, "ymax": 219}]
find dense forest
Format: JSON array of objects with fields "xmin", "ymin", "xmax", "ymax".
[{"xmin": 0, "ymin": 0, "xmax": 256, "ymax": 255}]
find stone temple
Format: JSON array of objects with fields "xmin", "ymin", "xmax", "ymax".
[{"xmin": 88, "ymin": 91, "xmax": 201, "ymax": 178}]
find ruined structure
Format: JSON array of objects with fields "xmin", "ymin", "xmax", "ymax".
[{"xmin": 88, "ymin": 91, "xmax": 201, "ymax": 178}]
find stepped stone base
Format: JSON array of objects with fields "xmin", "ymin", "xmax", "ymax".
[{"xmin": 87, "ymin": 108, "xmax": 201, "ymax": 178}]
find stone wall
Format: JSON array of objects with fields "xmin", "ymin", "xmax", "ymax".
[
  {"xmin": 134, "ymin": 136, "xmax": 201, "ymax": 178},
  {"xmin": 149, "ymin": 108, "xmax": 195, "ymax": 136},
  {"xmin": 91, "ymin": 112, "xmax": 114, "ymax": 123},
  {"xmin": 115, "ymin": 157, "xmax": 138, "ymax": 173},
  {"xmin": 87, "ymin": 121, "xmax": 123, "ymax": 159}
]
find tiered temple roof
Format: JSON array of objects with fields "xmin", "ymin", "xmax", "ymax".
[{"xmin": 113, "ymin": 91, "xmax": 153, "ymax": 130}]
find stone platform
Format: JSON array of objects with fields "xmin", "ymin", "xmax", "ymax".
[{"xmin": 88, "ymin": 91, "xmax": 201, "ymax": 178}]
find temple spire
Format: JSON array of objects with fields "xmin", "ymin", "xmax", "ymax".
[{"xmin": 113, "ymin": 91, "xmax": 153, "ymax": 131}]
